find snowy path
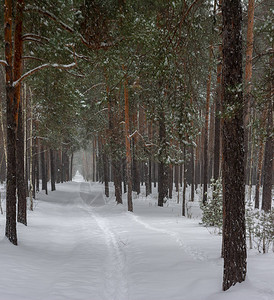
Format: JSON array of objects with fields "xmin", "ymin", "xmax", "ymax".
[{"xmin": 0, "ymin": 176, "xmax": 273, "ymax": 300}]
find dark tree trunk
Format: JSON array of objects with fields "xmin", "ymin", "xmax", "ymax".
[
  {"xmin": 179, "ymin": 164, "xmax": 183, "ymax": 187},
  {"xmin": 103, "ymin": 151, "xmax": 109, "ymax": 197},
  {"xmin": 168, "ymin": 164, "xmax": 173, "ymax": 199},
  {"xmin": 70, "ymin": 153, "xmax": 73, "ymax": 181},
  {"xmin": 153, "ymin": 161, "xmax": 157, "ymax": 188},
  {"xmin": 132, "ymin": 138, "xmax": 140, "ymax": 194},
  {"xmin": 158, "ymin": 111, "xmax": 168, "ymax": 207},
  {"xmin": 36, "ymin": 137, "xmax": 40, "ymax": 191},
  {"xmin": 17, "ymin": 99, "xmax": 27, "ymax": 225},
  {"xmin": 56, "ymin": 150, "xmax": 61, "ymax": 183},
  {"xmin": 261, "ymin": 99, "xmax": 273, "ymax": 212},
  {"xmin": 64, "ymin": 152, "xmax": 69, "ymax": 182},
  {"xmin": 190, "ymin": 146, "xmax": 195, "ymax": 202},
  {"xmin": 50, "ymin": 149, "xmax": 56, "ymax": 191},
  {"xmin": 93, "ymin": 138, "xmax": 96, "ymax": 182},
  {"xmin": 32, "ymin": 141, "xmax": 36, "ymax": 199},
  {"xmin": 148, "ymin": 158, "xmax": 152, "ymax": 194},
  {"xmin": 41, "ymin": 145, "xmax": 48, "ymax": 194},
  {"xmin": 5, "ymin": 85, "xmax": 17, "ymax": 245},
  {"xmin": 60, "ymin": 150, "xmax": 64, "ymax": 183},
  {"xmin": 222, "ymin": 0, "xmax": 247, "ymax": 291},
  {"xmin": 214, "ymin": 57, "xmax": 222, "ymax": 182},
  {"xmin": 4, "ymin": 0, "xmax": 22, "ymax": 245},
  {"xmin": 113, "ymin": 160, "xmax": 122, "ymax": 204},
  {"xmin": 145, "ymin": 160, "xmax": 149, "ymax": 197},
  {"xmin": 174, "ymin": 164, "xmax": 179, "ymax": 192},
  {"xmin": 122, "ymin": 159, "xmax": 127, "ymax": 193},
  {"xmin": 182, "ymin": 148, "xmax": 187, "ymax": 216}
]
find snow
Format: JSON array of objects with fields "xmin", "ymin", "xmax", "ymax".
[{"xmin": 0, "ymin": 173, "xmax": 273, "ymax": 300}]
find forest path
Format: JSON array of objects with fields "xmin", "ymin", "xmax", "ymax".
[{"xmin": 0, "ymin": 175, "xmax": 273, "ymax": 300}]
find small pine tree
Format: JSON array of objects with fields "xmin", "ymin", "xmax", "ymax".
[
  {"xmin": 252, "ymin": 210, "xmax": 274, "ymax": 253},
  {"xmin": 200, "ymin": 178, "xmax": 223, "ymax": 233}
]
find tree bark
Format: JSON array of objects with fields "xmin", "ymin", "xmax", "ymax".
[
  {"xmin": 50, "ymin": 149, "xmax": 56, "ymax": 191},
  {"xmin": 190, "ymin": 146, "xmax": 195, "ymax": 202},
  {"xmin": 203, "ymin": 46, "xmax": 213, "ymax": 205},
  {"xmin": 17, "ymin": 96, "xmax": 27, "ymax": 225},
  {"xmin": 103, "ymin": 149, "xmax": 109, "ymax": 197},
  {"xmin": 214, "ymin": 44, "xmax": 222, "ymax": 183},
  {"xmin": 36, "ymin": 137, "xmax": 40, "ymax": 191},
  {"xmin": 243, "ymin": 0, "xmax": 255, "ymax": 175},
  {"xmin": 124, "ymin": 68, "xmax": 133, "ymax": 211},
  {"xmin": 158, "ymin": 111, "xmax": 168, "ymax": 207},
  {"xmin": 168, "ymin": 164, "xmax": 173, "ymax": 199},
  {"xmin": 222, "ymin": 0, "xmax": 247, "ymax": 290},
  {"xmin": 254, "ymin": 108, "xmax": 268, "ymax": 208},
  {"xmin": 5, "ymin": 0, "xmax": 21, "ymax": 245},
  {"xmin": 182, "ymin": 148, "xmax": 187, "ymax": 216},
  {"xmin": 261, "ymin": 98, "xmax": 273, "ymax": 212},
  {"xmin": 41, "ymin": 145, "xmax": 47, "ymax": 194}
]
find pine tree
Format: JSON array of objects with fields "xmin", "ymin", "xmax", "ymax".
[{"xmin": 222, "ymin": 0, "xmax": 247, "ymax": 291}]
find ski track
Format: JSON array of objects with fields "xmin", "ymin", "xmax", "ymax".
[
  {"xmin": 80, "ymin": 182, "xmax": 129, "ymax": 300},
  {"xmin": 130, "ymin": 214, "xmax": 221, "ymax": 267}
]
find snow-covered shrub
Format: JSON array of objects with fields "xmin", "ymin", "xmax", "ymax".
[
  {"xmin": 200, "ymin": 178, "xmax": 223, "ymax": 233},
  {"xmin": 251, "ymin": 210, "xmax": 274, "ymax": 253}
]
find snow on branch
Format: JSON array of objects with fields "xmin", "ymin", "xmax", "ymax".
[
  {"xmin": 22, "ymin": 56, "xmax": 45, "ymax": 62},
  {"xmin": 13, "ymin": 62, "xmax": 76, "ymax": 87},
  {"xmin": 0, "ymin": 60, "xmax": 8, "ymax": 67},
  {"xmin": 25, "ymin": 6, "xmax": 74, "ymax": 33},
  {"xmin": 128, "ymin": 130, "xmax": 156, "ymax": 148},
  {"xmin": 22, "ymin": 33, "xmax": 49, "ymax": 42},
  {"xmin": 25, "ymin": 5, "xmax": 120, "ymax": 51}
]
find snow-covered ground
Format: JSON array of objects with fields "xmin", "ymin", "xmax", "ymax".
[{"xmin": 0, "ymin": 173, "xmax": 273, "ymax": 300}]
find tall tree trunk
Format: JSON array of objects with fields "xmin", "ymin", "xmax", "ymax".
[
  {"xmin": 41, "ymin": 145, "xmax": 47, "ymax": 194},
  {"xmin": 168, "ymin": 164, "xmax": 173, "ymax": 199},
  {"xmin": 132, "ymin": 137, "xmax": 140, "ymax": 195},
  {"xmin": 5, "ymin": 0, "xmax": 24, "ymax": 245},
  {"xmin": 190, "ymin": 146, "xmax": 195, "ymax": 202},
  {"xmin": 113, "ymin": 160, "xmax": 122, "ymax": 204},
  {"xmin": 124, "ymin": 68, "xmax": 133, "ymax": 212},
  {"xmin": 103, "ymin": 149, "xmax": 109, "ymax": 197},
  {"xmin": 222, "ymin": 0, "xmax": 246, "ymax": 290},
  {"xmin": 158, "ymin": 111, "xmax": 168, "ymax": 207},
  {"xmin": 93, "ymin": 138, "xmax": 96, "ymax": 182},
  {"xmin": 17, "ymin": 96, "xmax": 26, "ymax": 225},
  {"xmin": 203, "ymin": 46, "xmax": 213, "ymax": 205},
  {"xmin": 35, "ymin": 137, "xmax": 40, "ymax": 191},
  {"xmin": 70, "ymin": 153, "xmax": 73, "ymax": 181},
  {"xmin": 29, "ymin": 87, "xmax": 34, "ymax": 209},
  {"xmin": 153, "ymin": 161, "xmax": 157, "ymax": 188},
  {"xmin": 50, "ymin": 149, "xmax": 56, "ymax": 191},
  {"xmin": 243, "ymin": 0, "xmax": 255, "ymax": 176},
  {"xmin": 182, "ymin": 148, "xmax": 187, "ymax": 216},
  {"xmin": 174, "ymin": 164, "xmax": 179, "ymax": 193},
  {"xmin": 261, "ymin": 98, "xmax": 273, "ymax": 212},
  {"xmin": 254, "ymin": 107, "xmax": 268, "ymax": 208},
  {"xmin": 214, "ymin": 44, "xmax": 222, "ymax": 183}
]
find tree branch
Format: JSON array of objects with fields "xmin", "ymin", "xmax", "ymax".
[
  {"xmin": 22, "ymin": 56, "xmax": 45, "ymax": 62},
  {"xmin": 22, "ymin": 33, "xmax": 49, "ymax": 42},
  {"xmin": 25, "ymin": 6, "xmax": 74, "ymax": 33},
  {"xmin": 13, "ymin": 62, "xmax": 76, "ymax": 87},
  {"xmin": 0, "ymin": 60, "xmax": 8, "ymax": 67},
  {"xmin": 25, "ymin": 5, "xmax": 121, "ymax": 51}
]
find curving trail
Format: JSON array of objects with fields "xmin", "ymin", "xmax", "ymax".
[{"xmin": 0, "ymin": 174, "xmax": 273, "ymax": 300}]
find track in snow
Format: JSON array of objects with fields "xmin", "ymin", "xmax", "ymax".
[
  {"xmin": 80, "ymin": 182, "xmax": 129, "ymax": 300},
  {"xmin": 130, "ymin": 214, "xmax": 221, "ymax": 266}
]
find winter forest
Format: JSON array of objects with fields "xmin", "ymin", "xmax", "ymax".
[{"xmin": 0, "ymin": 0, "xmax": 273, "ymax": 299}]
